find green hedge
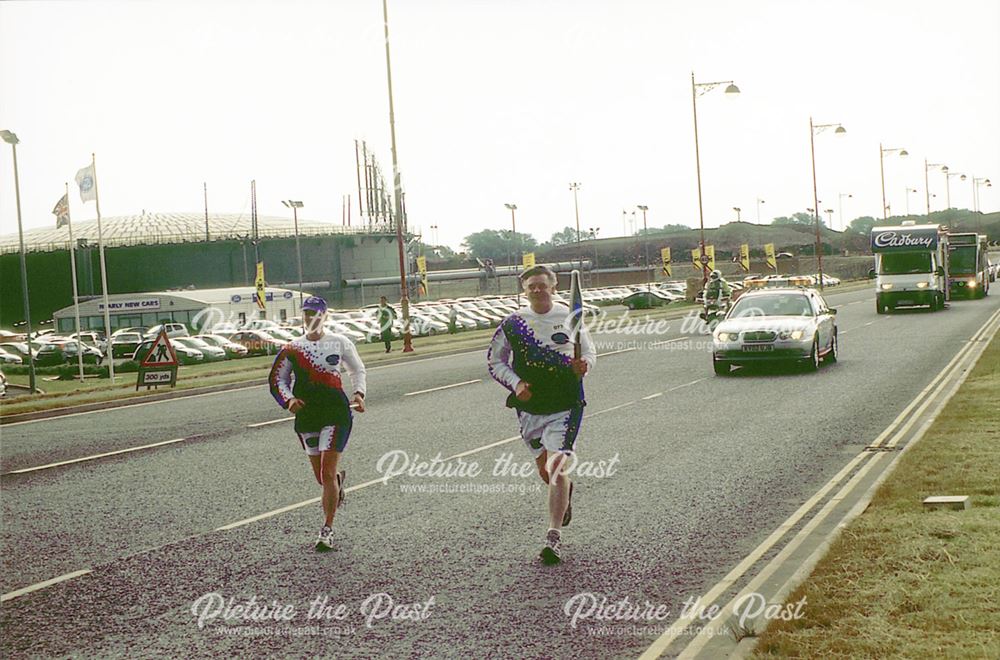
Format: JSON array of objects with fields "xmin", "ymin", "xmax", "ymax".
[{"xmin": 3, "ymin": 361, "xmax": 140, "ymax": 380}]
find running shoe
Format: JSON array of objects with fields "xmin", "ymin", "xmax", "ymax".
[
  {"xmin": 562, "ymin": 481, "xmax": 574, "ymax": 527},
  {"xmin": 315, "ymin": 525, "xmax": 334, "ymax": 552},
  {"xmin": 539, "ymin": 529, "xmax": 561, "ymax": 565}
]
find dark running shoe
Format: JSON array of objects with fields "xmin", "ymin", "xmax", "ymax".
[{"xmin": 539, "ymin": 529, "xmax": 562, "ymax": 565}]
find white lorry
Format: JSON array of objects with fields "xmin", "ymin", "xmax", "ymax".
[{"xmin": 870, "ymin": 222, "xmax": 950, "ymax": 313}]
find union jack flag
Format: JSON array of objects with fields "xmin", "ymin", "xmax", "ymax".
[{"xmin": 52, "ymin": 193, "xmax": 70, "ymax": 229}]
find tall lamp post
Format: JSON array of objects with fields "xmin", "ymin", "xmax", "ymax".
[
  {"xmin": 381, "ymin": 0, "xmax": 412, "ymax": 352},
  {"xmin": 972, "ymin": 177, "xmax": 992, "ymax": 214},
  {"xmin": 838, "ymin": 193, "xmax": 852, "ymax": 231},
  {"xmin": 809, "ymin": 117, "xmax": 846, "ymax": 292},
  {"xmin": 637, "ymin": 205, "xmax": 650, "ymax": 290},
  {"xmin": 824, "ymin": 209, "xmax": 835, "ymax": 232},
  {"xmin": 945, "ymin": 171, "xmax": 964, "ymax": 210},
  {"xmin": 588, "ymin": 227, "xmax": 600, "ymax": 286},
  {"xmin": 924, "ymin": 161, "xmax": 948, "ymax": 215},
  {"xmin": 505, "ymin": 203, "xmax": 519, "ymax": 304},
  {"xmin": 1, "ymin": 129, "xmax": 36, "ymax": 393},
  {"xmin": 755, "ymin": 198, "xmax": 765, "ymax": 225},
  {"xmin": 569, "ymin": 182, "xmax": 582, "ymax": 271},
  {"xmin": 281, "ymin": 200, "xmax": 305, "ymax": 316},
  {"xmin": 880, "ymin": 144, "xmax": 908, "ymax": 219},
  {"xmin": 732, "ymin": 206, "xmax": 741, "ymax": 222},
  {"xmin": 691, "ymin": 71, "xmax": 740, "ymax": 283}
]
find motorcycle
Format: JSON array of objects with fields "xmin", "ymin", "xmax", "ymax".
[{"xmin": 699, "ymin": 297, "xmax": 730, "ymax": 331}]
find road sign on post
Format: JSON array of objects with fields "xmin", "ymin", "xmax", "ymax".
[{"xmin": 136, "ymin": 329, "xmax": 178, "ymax": 390}]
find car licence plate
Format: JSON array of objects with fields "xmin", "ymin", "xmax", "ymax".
[{"xmin": 742, "ymin": 344, "xmax": 774, "ymax": 352}]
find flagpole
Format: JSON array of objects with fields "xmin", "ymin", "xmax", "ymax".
[
  {"xmin": 91, "ymin": 153, "xmax": 116, "ymax": 383},
  {"xmin": 65, "ymin": 183, "xmax": 85, "ymax": 381}
]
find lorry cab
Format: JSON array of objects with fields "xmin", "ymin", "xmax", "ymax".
[
  {"xmin": 870, "ymin": 223, "xmax": 950, "ymax": 313},
  {"xmin": 948, "ymin": 233, "xmax": 990, "ymax": 299}
]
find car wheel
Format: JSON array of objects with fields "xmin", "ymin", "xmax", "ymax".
[
  {"xmin": 826, "ymin": 331, "xmax": 838, "ymax": 363},
  {"xmin": 713, "ymin": 358, "xmax": 730, "ymax": 376},
  {"xmin": 805, "ymin": 336, "xmax": 820, "ymax": 372}
]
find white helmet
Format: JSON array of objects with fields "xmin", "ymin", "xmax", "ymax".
[{"xmin": 710, "ymin": 270, "xmax": 721, "ymax": 280}]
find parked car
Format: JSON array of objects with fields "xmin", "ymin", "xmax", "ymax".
[
  {"xmin": 111, "ymin": 326, "xmax": 148, "ymax": 338},
  {"xmin": 145, "ymin": 323, "xmax": 190, "ymax": 339},
  {"xmin": 194, "ymin": 334, "xmax": 249, "ymax": 359},
  {"xmin": 56, "ymin": 340, "xmax": 105, "ymax": 364},
  {"xmin": 131, "ymin": 338, "xmax": 204, "ymax": 365},
  {"xmin": 228, "ymin": 330, "xmax": 285, "ymax": 356},
  {"xmin": 0, "ymin": 369, "xmax": 7, "ymax": 397},
  {"xmin": 0, "ymin": 348, "xmax": 23, "ymax": 365},
  {"xmin": 1, "ymin": 341, "xmax": 65, "ymax": 366},
  {"xmin": 110, "ymin": 332, "xmax": 144, "ymax": 358},
  {"xmin": 621, "ymin": 290, "xmax": 677, "ymax": 310},
  {"xmin": 173, "ymin": 337, "xmax": 227, "ymax": 361}
]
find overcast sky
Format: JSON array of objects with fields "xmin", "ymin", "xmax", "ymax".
[{"xmin": 1, "ymin": 0, "xmax": 998, "ymax": 251}]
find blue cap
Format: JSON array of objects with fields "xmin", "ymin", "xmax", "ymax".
[{"xmin": 302, "ymin": 296, "xmax": 327, "ymax": 313}]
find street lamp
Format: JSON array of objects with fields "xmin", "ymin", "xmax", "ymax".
[
  {"xmin": 756, "ymin": 198, "xmax": 765, "ymax": 225},
  {"xmin": 972, "ymin": 177, "xmax": 992, "ymax": 213},
  {"xmin": 809, "ymin": 118, "xmax": 846, "ymax": 291},
  {"xmin": 880, "ymin": 144, "xmax": 908, "ymax": 219},
  {"xmin": 588, "ymin": 227, "xmax": 600, "ymax": 286},
  {"xmin": 569, "ymin": 182, "xmax": 582, "ymax": 271},
  {"xmin": 732, "ymin": 206, "xmax": 741, "ymax": 222},
  {"xmin": 281, "ymin": 200, "xmax": 305, "ymax": 317},
  {"xmin": 505, "ymin": 203, "xmax": 519, "ymax": 304},
  {"xmin": 691, "ymin": 71, "xmax": 740, "ymax": 282},
  {"xmin": 429, "ymin": 224, "xmax": 438, "ymax": 246},
  {"xmin": 824, "ymin": 209, "xmax": 835, "ymax": 230},
  {"xmin": 637, "ymin": 205, "xmax": 650, "ymax": 291},
  {"xmin": 1, "ymin": 129, "xmax": 36, "ymax": 393},
  {"xmin": 381, "ymin": 0, "xmax": 412, "ymax": 352},
  {"xmin": 945, "ymin": 170, "xmax": 964, "ymax": 209},
  {"xmin": 838, "ymin": 193, "xmax": 852, "ymax": 231},
  {"xmin": 924, "ymin": 160, "xmax": 947, "ymax": 214}
]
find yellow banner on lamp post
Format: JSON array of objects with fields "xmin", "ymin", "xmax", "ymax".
[
  {"xmin": 705, "ymin": 244, "xmax": 716, "ymax": 271},
  {"xmin": 739, "ymin": 243, "xmax": 750, "ymax": 272},
  {"xmin": 522, "ymin": 252, "xmax": 535, "ymax": 268},
  {"xmin": 660, "ymin": 247, "xmax": 672, "ymax": 277},
  {"xmin": 254, "ymin": 262, "xmax": 266, "ymax": 311},
  {"xmin": 765, "ymin": 243, "xmax": 777, "ymax": 271}
]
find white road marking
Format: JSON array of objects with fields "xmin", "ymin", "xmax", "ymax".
[
  {"xmin": 642, "ymin": 393, "xmax": 663, "ymax": 400},
  {"xmin": 4, "ymin": 437, "xmax": 190, "ymax": 475},
  {"xmin": 403, "ymin": 379, "xmax": 481, "ymax": 397},
  {"xmin": 596, "ymin": 347, "xmax": 636, "ymax": 357},
  {"xmin": 1, "ymin": 570, "xmax": 92, "ymax": 603},
  {"xmin": 247, "ymin": 417, "xmax": 293, "ymax": 428}
]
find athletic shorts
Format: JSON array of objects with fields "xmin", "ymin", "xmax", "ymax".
[
  {"xmin": 297, "ymin": 423, "xmax": 351, "ymax": 456},
  {"xmin": 516, "ymin": 407, "xmax": 584, "ymax": 458}
]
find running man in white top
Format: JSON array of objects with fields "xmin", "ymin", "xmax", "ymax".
[
  {"xmin": 269, "ymin": 296, "xmax": 367, "ymax": 552},
  {"xmin": 487, "ymin": 265, "xmax": 596, "ymax": 564}
]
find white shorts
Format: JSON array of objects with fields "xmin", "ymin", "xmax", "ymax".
[
  {"xmin": 516, "ymin": 407, "xmax": 584, "ymax": 458},
  {"xmin": 297, "ymin": 423, "xmax": 351, "ymax": 456}
]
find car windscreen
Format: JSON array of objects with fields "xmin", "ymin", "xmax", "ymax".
[
  {"xmin": 948, "ymin": 246, "xmax": 977, "ymax": 275},
  {"xmin": 879, "ymin": 252, "xmax": 932, "ymax": 275},
  {"xmin": 729, "ymin": 294, "xmax": 814, "ymax": 317}
]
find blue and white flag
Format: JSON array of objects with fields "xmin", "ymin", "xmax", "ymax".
[{"xmin": 75, "ymin": 164, "xmax": 97, "ymax": 203}]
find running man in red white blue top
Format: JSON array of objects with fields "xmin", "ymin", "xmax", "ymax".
[
  {"xmin": 269, "ymin": 296, "xmax": 367, "ymax": 552},
  {"xmin": 487, "ymin": 265, "xmax": 596, "ymax": 565}
]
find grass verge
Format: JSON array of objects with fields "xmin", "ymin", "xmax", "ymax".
[{"xmin": 751, "ymin": 331, "xmax": 1000, "ymax": 657}]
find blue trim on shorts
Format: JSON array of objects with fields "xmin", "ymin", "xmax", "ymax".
[{"xmin": 560, "ymin": 406, "xmax": 584, "ymax": 453}]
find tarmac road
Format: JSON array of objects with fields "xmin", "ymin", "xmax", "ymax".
[{"xmin": 2, "ymin": 286, "xmax": 998, "ymax": 658}]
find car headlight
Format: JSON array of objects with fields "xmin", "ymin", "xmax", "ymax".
[
  {"xmin": 880, "ymin": 283, "xmax": 893, "ymax": 290},
  {"xmin": 716, "ymin": 332, "xmax": 731, "ymax": 342},
  {"xmin": 788, "ymin": 330, "xmax": 805, "ymax": 341},
  {"xmin": 968, "ymin": 280, "xmax": 977, "ymax": 288},
  {"xmin": 916, "ymin": 282, "xmax": 929, "ymax": 289}
]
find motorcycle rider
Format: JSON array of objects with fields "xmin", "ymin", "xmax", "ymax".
[{"xmin": 702, "ymin": 270, "xmax": 732, "ymax": 327}]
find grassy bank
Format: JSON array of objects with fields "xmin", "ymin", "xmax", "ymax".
[{"xmin": 751, "ymin": 332, "xmax": 1000, "ymax": 657}]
